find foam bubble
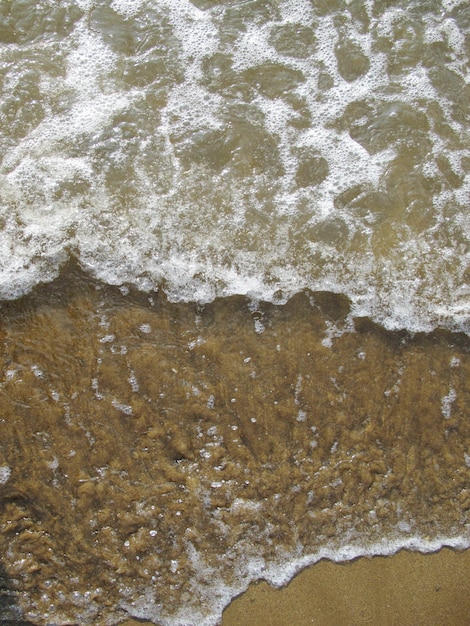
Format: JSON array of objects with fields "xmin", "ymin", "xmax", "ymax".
[
  {"xmin": 0, "ymin": 466, "xmax": 11, "ymax": 485},
  {"xmin": 0, "ymin": 0, "xmax": 468, "ymax": 335},
  {"xmin": 442, "ymin": 0, "xmax": 468, "ymax": 10},
  {"xmin": 279, "ymin": 0, "xmax": 314, "ymax": 24},
  {"xmin": 441, "ymin": 388, "xmax": 457, "ymax": 419},
  {"xmin": 110, "ymin": 0, "xmax": 146, "ymax": 18}
]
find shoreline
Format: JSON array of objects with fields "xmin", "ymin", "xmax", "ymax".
[{"xmin": 121, "ymin": 547, "xmax": 470, "ymax": 626}]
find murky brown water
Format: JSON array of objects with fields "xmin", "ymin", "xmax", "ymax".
[{"xmin": 0, "ymin": 264, "xmax": 469, "ymax": 624}]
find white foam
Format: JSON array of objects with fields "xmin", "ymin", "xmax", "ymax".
[
  {"xmin": 0, "ymin": 465, "xmax": 11, "ymax": 485},
  {"xmin": 441, "ymin": 388, "xmax": 457, "ymax": 419},
  {"xmin": 0, "ymin": 0, "xmax": 468, "ymax": 335},
  {"xmin": 442, "ymin": 0, "xmax": 468, "ymax": 11},
  {"xmin": 110, "ymin": 0, "xmax": 146, "ymax": 18},
  {"xmin": 279, "ymin": 0, "xmax": 314, "ymax": 24},
  {"xmin": 111, "ymin": 399, "xmax": 133, "ymax": 415}
]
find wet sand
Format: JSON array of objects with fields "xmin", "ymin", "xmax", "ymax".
[{"xmin": 121, "ymin": 548, "xmax": 470, "ymax": 626}]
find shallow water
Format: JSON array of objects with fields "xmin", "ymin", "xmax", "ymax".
[
  {"xmin": 0, "ymin": 0, "xmax": 469, "ymax": 624},
  {"xmin": 0, "ymin": 266, "xmax": 469, "ymax": 625}
]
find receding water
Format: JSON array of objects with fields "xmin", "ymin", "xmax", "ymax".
[
  {"xmin": 0, "ymin": 0, "xmax": 469, "ymax": 624},
  {"xmin": 0, "ymin": 266, "xmax": 469, "ymax": 625}
]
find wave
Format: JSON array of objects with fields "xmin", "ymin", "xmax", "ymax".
[{"xmin": 0, "ymin": 0, "xmax": 469, "ymax": 334}]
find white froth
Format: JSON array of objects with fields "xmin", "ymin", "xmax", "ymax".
[
  {"xmin": 168, "ymin": 1, "xmax": 219, "ymax": 74},
  {"xmin": 441, "ymin": 388, "xmax": 457, "ymax": 419},
  {"xmin": 279, "ymin": 0, "xmax": 314, "ymax": 23},
  {"xmin": 110, "ymin": 0, "xmax": 146, "ymax": 18},
  {"xmin": 0, "ymin": 465, "xmax": 11, "ymax": 485},
  {"xmin": 442, "ymin": 0, "xmax": 468, "ymax": 10},
  {"xmin": 0, "ymin": 0, "xmax": 468, "ymax": 334},
  {"xmin": 65, "ymin": 24, "xmax": 121, "ymax": 120},
  {"xmin": 111, "ymin": 400, "xmax": 133, "ymax": 415},
  {"xmin": 232, "ymin": 25, "xmax": 275, "ymax": 71},
  {"xmin": 164, "ymin": 83, "xmax": 223, "ymax": 140}
]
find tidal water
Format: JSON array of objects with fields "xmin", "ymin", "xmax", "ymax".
[{"xmin": 0, "ymin": 1, "xmax": 469, "ymax": 624}]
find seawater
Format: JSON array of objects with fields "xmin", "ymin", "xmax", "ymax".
[
  {"xmin": 0, "ymin": 0, "xmax": 469, "ymax": 330},
  {"xmin": 0, "ymin": 1, "xmax": 469, "ymax": 625}
]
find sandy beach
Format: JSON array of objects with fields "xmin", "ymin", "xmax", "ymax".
[{"xmin": 122, "ymin": 547, "xmax": 470, "ymax": 626}]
